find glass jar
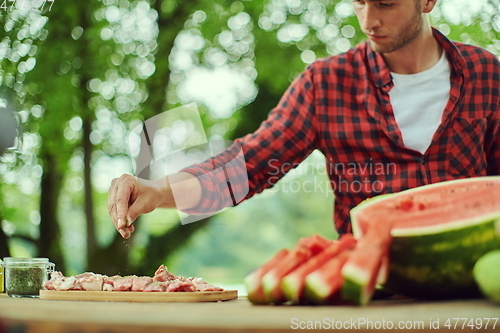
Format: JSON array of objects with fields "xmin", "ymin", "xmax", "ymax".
[
  {"xmin": 0, "ymin": 259, "xmax": 3, "ymax": 293},
  {"xmin": 3, "ymin": 258, "xmax": 55, "ymax": 298}
]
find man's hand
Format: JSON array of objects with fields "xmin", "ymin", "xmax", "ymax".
[
  {"xmin": 108, "ymin": 175, "xmax": 167, "ymax": 238},
  {"xmin": 108, "ymin": 172, "xmax": 202, "ymax": 238}
]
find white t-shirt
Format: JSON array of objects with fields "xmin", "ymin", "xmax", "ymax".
[{"xmin": 389, "ymin": 51, "xmax": 451, "ymax": 154}]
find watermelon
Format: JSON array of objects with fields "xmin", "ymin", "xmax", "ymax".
[
  {"xmin": 300, "ymin": 234, "xmax": 333, "ymax": 256},
  {"xmin": 260, "ymin": 234, "xmax": 331, "ymax": 304},
  {"xmin": 376, "ymin": 254, "xmax": 390, "ymax": 286},
  {"xmin": 244, "ymin": 249, "xmax": 289, "ymax": 304},
  {"xmin": 351, "ymin": 176, "xmax": 500, "ymax": 299},
  {"xmin": 303, "ymin": 250, "xmax": 352, "ymax": 304},
  {"xmin": 281, "ymin": 234, "xmax": 357, "ymax": 304},
  {"xmin": 341, "ymin": 221, "xmax": 393, "ymax": 306}
]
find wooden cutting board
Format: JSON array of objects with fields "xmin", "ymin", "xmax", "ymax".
[{"xmin": 39, "ymin": 289, "xmax": 238, "ymax": 302}]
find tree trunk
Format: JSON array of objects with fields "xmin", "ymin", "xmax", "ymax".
[
  {"xmin": 38, "ymin": 152, "xmax": 65, "ymax": 271},
  {"xmin": 82, "ymin": 116, "xmax": 97, "ymax": 265},
  {"xmin": 78, "ymin": 1, "xmax": 101, "ymax": 270}
]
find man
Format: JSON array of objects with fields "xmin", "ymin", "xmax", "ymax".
[{"xmin": 108, "ymin": 0, "xmax": 500, "ymax": 238}]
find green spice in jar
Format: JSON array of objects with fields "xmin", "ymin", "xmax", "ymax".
[{"xmin": 6, "ymin": 267, "xmax": 46, "ymax": 297}]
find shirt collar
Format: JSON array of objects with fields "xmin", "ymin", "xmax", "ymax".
[{"xmin": 366, "ymin": 27, "xmax": 466, "ymax": 89}]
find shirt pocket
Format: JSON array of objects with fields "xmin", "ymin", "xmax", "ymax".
[{"xmin": 447, "ymin": 118, "xmax": 487, "ymax": 177}]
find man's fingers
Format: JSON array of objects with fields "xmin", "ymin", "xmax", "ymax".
[
  {"xmin": 119, "ymin": 225, "xmax": 134, "ymax": 239},
  {"xmin": 119, "ymin": 229, "xmax": 127, "ymax": 238},
  {"xmin": 108, "ymin": 175, "xmax": 138, "ymax": 233},
  {"xmin": 126, "ymin": 207, "xmax": 139, "ymax": 227},
  {"xmin": 108, "ymin": 178, "xmax": 119, "ymax": 228},
  {"xmin": 114, "ymin": 175, "xmax": 137, "ymax": 228},
  {"xmin": 126, "ymin": 215, "xmax": 133, "ymax": 227}
]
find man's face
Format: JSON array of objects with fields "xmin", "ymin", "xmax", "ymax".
[{"xmin": 353, "ymin": 0, "xmax": 424, "ymax": 54}]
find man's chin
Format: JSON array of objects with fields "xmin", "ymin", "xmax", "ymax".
[
  {"xmin": 369, "ymin": 40, "xmax": 395, "ymax": 54},
  {"xmin": 369, "ymin": 41, "xmax": 383, "ymax": 53}
]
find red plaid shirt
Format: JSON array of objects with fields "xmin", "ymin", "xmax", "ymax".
[{"xmin": 182, "ymin": 28, "xmax": 500, "ymax": 234}]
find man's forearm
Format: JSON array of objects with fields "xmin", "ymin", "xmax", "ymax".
[{"xmin": 158, "ymin": 172, "xmax": 203, "ymax": 211}]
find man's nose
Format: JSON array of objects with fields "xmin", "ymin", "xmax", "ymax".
[{"xmin": 360, "ymin": 5, "xmax": 382, "ymax": 32}]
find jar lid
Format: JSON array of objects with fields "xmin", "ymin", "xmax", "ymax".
[{"xmin": 3, "ymin": 257, "xmax": 50, "ymax": 264}]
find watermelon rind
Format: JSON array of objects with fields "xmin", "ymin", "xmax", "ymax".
[
  {"xmin": 387, "ymin": 218, "xmax": 500, "ymax": 298},
  {"xmin": 390, "ymin": 213, "xmax": 500, "ymax": 238},
  {"xmin": 303, "ymin": 272, "xmax": 332, "ymax": 305},
  {"xmin": 281, "ymin": 275, "xmax": 302, "ymax": 304},
  {"xmin": 262, "ymin": 273, "xmax": 285, "ymax": 304},
  {"xmin": 244, "ymin": 248, "xmax": 289, "ymax": 305},
  {"xmin": 281, "ymin": 235, "xmax": 356, "ymax": 304},
  {"xmin": 351, "ymin": 176, "xmax": 500, "ymax": 299},
  {"xmin": 244, "ymin": 274, "xmax": 268, "ymax": 305},
  {"xmin": 341, "ymin": 264, "xmax": 370, "ymax": 306}
]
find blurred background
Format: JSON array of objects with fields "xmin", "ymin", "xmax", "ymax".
[{"xmin": 0, "ymin": 0, "xmax": 499, "ymax": 289}]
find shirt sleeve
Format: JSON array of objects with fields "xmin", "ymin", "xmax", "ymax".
[
  {"xmin": 180, "ymin": 65, "xmax": 319, "ymax": 215},
  {"xmin": 485, "ymin": 56, "xmax": 500, "ymax": 176}
]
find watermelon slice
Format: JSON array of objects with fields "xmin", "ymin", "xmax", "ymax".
[
  {"xmin": 376, "ymin": 253, "xmax": 390, "ymax": 286},
  {"xmin": 261, "ymin": 235, "xmax": 330, "ymax": 304},
  {"xmin": 281, "ymin": 234, "xmax": 357, "ymax": 304},
  {"xmin": 350, "ymin": 176, "xmax": 500, "ymax": 299},
  {"xmin": 244, "ymin": 249, "xmax": 289, "ymax": 304},
  {"xmin": 341, "ymin": 221, "xmax": 393, "ymax": 306},
  {"xmin": 261, "ymin": 243, "xmax": 311, "ymax": 304},
  {"xmin": 303, "ymin": 250, "xmax": 352, "ymax": 304},
  {"xmin": 300, "ymin": 234, "xmax": 333, "ymax": 256}
]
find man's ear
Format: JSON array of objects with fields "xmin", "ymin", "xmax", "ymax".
[{"xmin": 422, "ymin": 0, "xmax": 438, "ymax": 14}]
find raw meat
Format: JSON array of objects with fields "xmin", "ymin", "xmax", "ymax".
[
  {"xmin": 143, "ymin": 282, "xmax": 165, "ymax": 292},
  {"xmin": 114, "ymin": 276, "xmax": 136, "ymax": 291},
  {"xmin": 77, "ymin": 273, "xmax": 104, "ymax": 291},
  {"xmin": 165, "ymin": 280, "xmax": 197, "ymax": 292},
  {"xmin": 153, "ymin": 265, "xmax": 177, "ymax": 282},
  {"xmin": 43, "ymin": 265, "xmax": 224, "ymax": 293},
  {"xmin": 131, "ymin": 277, "xmax": 153, "ymax": 291}
]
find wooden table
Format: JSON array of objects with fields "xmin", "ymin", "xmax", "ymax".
[{"xmin": 0, "ymin": 293, "xmax": 499, "ymax": 332}]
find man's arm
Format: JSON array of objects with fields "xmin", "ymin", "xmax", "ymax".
[
  {"xmin": 180, "ymin": 67, "xmax": 320, "ymax": 215},
  {"xmin": 108, "ymin": 63, "xmax": 320, "ymax": 238}
]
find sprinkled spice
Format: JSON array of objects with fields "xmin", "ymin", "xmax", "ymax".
[{"xmin": 6, "ymin": 266, "xmax": 46, "ymax": 297}]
